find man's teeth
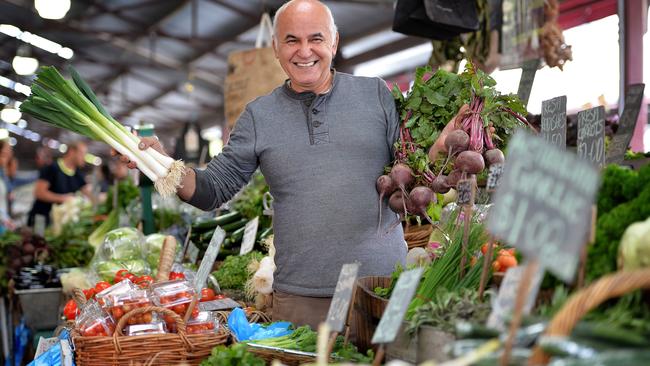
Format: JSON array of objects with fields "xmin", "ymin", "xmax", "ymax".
[{"xmin": 296, "ymin": 61, "xmax": 316, "ymax": 67}]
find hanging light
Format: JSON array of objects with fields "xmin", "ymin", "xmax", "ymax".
[
  {"xmin": 1, "ymin": 106, "xmax": 21, "ymax": 123},
  {"xmin": 12, "ymin": 45, "xmax": 39, "ymax": 75},
  {"xmin": 34, "ymin": 0, "xmax": 71, "ymax": 20}
]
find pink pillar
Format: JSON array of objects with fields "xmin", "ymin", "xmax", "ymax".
[{"xmin": 621, "ymin": 0, "xmax": 648, "ymax": 151}]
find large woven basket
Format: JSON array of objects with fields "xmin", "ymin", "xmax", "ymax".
[
  {"xmin": 528, "ymin": 268, "xmax": 650, "ymax": 365},
  {"xmin": 404, "ymin": 224, "xmax": 432, "ymax": 249},
  {"xmin": 72, "ymin": 236, "xmax": 229, "ymax": 366},
  {"xmin": 353, "ymin": 276, "xmax": 390, "ymax": 352}
]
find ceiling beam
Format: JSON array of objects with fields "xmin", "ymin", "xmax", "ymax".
[
  {"xmin": 113, "ymin": 84, "xmax": 179, "ymax": 121},
  {"xmin": 336, "ymin": 36, "xmax": 428, "ymax": 72},
  {"xmin": 204, "ymin": 0, "xmax": 260, "ymax": 21}
]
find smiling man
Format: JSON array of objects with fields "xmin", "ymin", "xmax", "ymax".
[{"xmin": 129, "ymin": 0, "xmax": 407, "ymax": 328}]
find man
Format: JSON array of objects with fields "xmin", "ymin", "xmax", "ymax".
[
  {"xmin": 28, "ymin": 141, "xmax": 90, "ymax": 226},
  {"xmin": 125, "ymin": 0, "xmax": 426, "ymax": 328}
]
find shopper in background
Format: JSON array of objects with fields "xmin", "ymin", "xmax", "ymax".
[
  {"xmin": 28, "ymin": 141, "xmax": 90, "ymax": 226},
  {"xmin": 35, "ymin": 147, "xmax": 53, "ymax": 169},
  {"xmin": 120, "ymin": 0, "xmax": 457, "ymax": 328},
  {"xmin": 0, "ymin": 140, "xmax": 15, "ymax": 232}
]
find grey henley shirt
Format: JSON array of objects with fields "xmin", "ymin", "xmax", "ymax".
[{"xmin": 188, "ymin": 71, "xmax": 407, "ymax": 296}]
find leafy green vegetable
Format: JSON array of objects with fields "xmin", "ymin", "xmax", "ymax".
[
  {"xmin": 212, "ymin": 251, "xmax": 263, "ymax": 290},
  {"xmin": 200, "ymin": 344, "xmax": 265, "ymax": 366}
]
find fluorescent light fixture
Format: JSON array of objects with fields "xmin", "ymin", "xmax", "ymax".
[
  {"xmin": 0, "ymin": 129, "xmax": 8, "ymax": 140},
  {"xmin": 0, "ymin": 24, "xmax": 73, "ymax": 60},
  {"xmin": 35, "ymin": 0, "xmax": 71, "ymax": 20},
  {"xmin": 200, "ymin": 126, "xmax": 222, "ymax": 141},
  {"xmin": 353, "ymin": 43, "xmax": 432, "ymax": 78},
  {"xmin": 17, "ymin": 119, "xmax": 27, "ymax": 128},
  {"xmin": 8, "ymin": 137, "xmax": 16, "ymax": 146},
  {"xmin": 1, "ymin": 106, "xmax": 21, "ymax": 123},
  {"xmin": 0, "ymin": 75, "xmax": 31, "ymax": 96},
  {"xmin": 341, "ymin": 29, "xmax": 407, "ymax": 59},
  {"xmin": 0, "ymin": 95, "xmax": 9, "ymax": 104},
  {"xmin": 59, "ymin": 144, "xmax": 67, "ymax": 153}
]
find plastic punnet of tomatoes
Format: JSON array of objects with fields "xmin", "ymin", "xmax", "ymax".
[
  {"xmin": 125, "ymin": 321, "xmax": 167, "ymax": 336},
  {"xmin": 95, "ymin": 279, "xmax": 137, "ymax": 308},
  {"xmin": 109, "ymin": 290, "xmax": 155, "ymax": 325},
  {"xmin": 75, "ymin": 301, "xmax": 116, "ymax": 337},
  {"xmin": 186, "ymin": 311, "xmax": 218, "ymax": 335},
  {"xmin": 151, "ymin": 280, "xmax": 197, "ymax": 331}
]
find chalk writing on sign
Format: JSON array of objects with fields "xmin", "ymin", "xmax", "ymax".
[
  {"xmin": 456, "ymin": 179, "xmax": 475, "ymax": 205},
  {"xmin": 486, "ymin": 131, "xmax": 600, "ymax": 283},
  {"xmin": 372, "ymin": 268, "xmax": 424, "ymax": 344},
  {"xmin": 606, "ymin": 84, "xmax": 645, "ymax": 164},
  {"xmin": 487, "ymin": 164, "xmax": 505, "ymax": 191},
  {"xmin": 540, "ymin": 96, "xmax": 567, "ymax": 148},
  {"xmin": 325, "ymin": 263, "xmax": 360, "ymax": 333},
  {"xmin": 577, "ymin": 106, "xmax": 605, "ymax": 168}
]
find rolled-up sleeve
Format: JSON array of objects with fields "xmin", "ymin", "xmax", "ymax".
[{"xmin": 187, "ymin": 107, "xmax": 259, "ymax": 211}]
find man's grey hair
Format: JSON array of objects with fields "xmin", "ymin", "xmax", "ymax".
[{"xmin": 273, "ymin": 0, "xmax": 338, "ymax": 41}]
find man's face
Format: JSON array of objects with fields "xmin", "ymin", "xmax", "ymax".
[
  {"xmin": 273, "ymin": 1, "xmax": 338, "ymax": 93},
  {"xmin": 73, "ymin": 144, "xmax": 87, "ymax": 168}
]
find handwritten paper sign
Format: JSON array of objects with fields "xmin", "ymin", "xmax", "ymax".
[
  {"xmin": 577, "ymin": 106, "xmax": 606, "ymax": 168},
  {"xmin": 194, "ymin": 227, "xmax": 226, "ymax": 292},
  {"xmin": 606, "ymin": 84, "xmax": 645, "ymax": 164},
  {"xmin": 456, "ymin": 179, "xmax": 475, "ymax": 205},
  {"xmin": 326, "ymin": 263, "xmax": 360, "ymax": 333},
  {"xmin": 517, "ymin": 58, "xmax": 540, "ymax": 107},
  {"xmin": 541, "ymin": 96, "xmax": 567, "ymax": 148},
  {"xmin": 486, "ymin": 164, "xmax": 504, "ymax": 191},
  {"xmin": 372, "ymin": 268, "xmax": 424, "ymax": 344},
  {"xmin": 486, "ymin": 131, "xmax": 600, "ymax": 283},
  {"xmin": 487, "ymin": 264, "xmax": 544, "ymax": 331},
  {"xmin": 240, "ymin": 217, "xmax": 259, "ymax": 255}
]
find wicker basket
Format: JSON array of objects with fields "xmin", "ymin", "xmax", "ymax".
[
  {"xmin": 528, "ymin": 268, "xmax": 650, "ymax": 365},
  {"xmin": 353, "ymin": 276, "xmax": 391, "ymax": 352},
  {"xmin": 73, "ymin": 306, "xmax": 229, "ymax": 365},
  {"xmin": 72, "ymin": 236, "xmax": 228, "ymax": 366},
  {"xmin": 404, "ymin": 224, "xmax": 432, "ymax": 249}
]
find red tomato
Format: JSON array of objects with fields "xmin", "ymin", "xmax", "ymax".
[
  {"xmin": 94, "ymin": 281, "xmax": 111, "ymax": 293},
  {"xmin": 115, "ymin": 269, "xmax": 130, "ymax": 277},
  {"xmin": 169, "ymin": 272, "xmax": 185, "ymax": 280},
  {"xmin": 123, "ymin": 273, "xmax": 137, "ymax": 282},
  {"xmin": 83, "ymin": 288, "xmax": 95, "ymax": 300},
  {"xmin": 200, "ymin": 288, "xmax": 215, "ymax": 302},
  {"xmin": 136, "ymin": 275, "xmax": 153, "ymax": 283},
  {"xmin": 191, "ymin": 306, "xmax": 199, "ymax": 318},
  {"xmin": 63, "ymin": 299, "xmax": 78, "ymax": 320},
  {"xmin": 111, "ymin": 307, "xmax": 125, "ymax": 320},
  {"xmin": 214, "ymin": 294, "xmax": 225, "ymax": 300}
]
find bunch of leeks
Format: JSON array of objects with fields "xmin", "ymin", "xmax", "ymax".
[{"xmin": 19, "ymin": 66, "xmax": 185, "ymax": 197}]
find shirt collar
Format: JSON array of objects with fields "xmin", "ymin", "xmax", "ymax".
[
  {"xmin": 281, "ymin": 69, "xmax": 338, "ymax": 100},
  {"xmin": 57, "ymin": 158, "xmax": 75, "ymax": 177}
]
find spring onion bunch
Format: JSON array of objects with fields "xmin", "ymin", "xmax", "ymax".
[{"xmin": 19, "ymin": 66, "xmax": 185, "ymax": 196}]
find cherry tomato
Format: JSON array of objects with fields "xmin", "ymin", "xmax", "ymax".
[
  {"xmin": 169, "ymin": 272, "xmax": 185, "ymax": 280},
  {"xmin": 171, "ymin": 304, "xmax": 186, "ymax": 314},
  {"xmin": 111, "ymin": 307, "xmax": 125, "ymax": 320},
  {"xmin": 136, "ymin": 275, "xmax": 153, "ymax": 283},
  {"xmin": 83, "ymin": 288, "xmax": 95, "ymax": 300},
  {"xmin": 63, "ymin": 299, "xmax": 78, "ymax": 320},
  {"xmin": 191, "ymin": 306, "xmax": 199, "ymax": 318},
  {"xmin": 200, "ymin": 288, "xmax": 216, "ymax": 302},
  {"xmin": 115, "ymin": 269, "xmax": 130, "ymax": 277},
  {"xmin": 123, "ymin": 273, "xmax": 137, "ymax": 282},
  {"xmin": 94, "ymin": 281, "xmax": 111, "ymax": 293},
  {"xmin": 214, "ymin": 294, "xmax": 225, "ymax": 300}
]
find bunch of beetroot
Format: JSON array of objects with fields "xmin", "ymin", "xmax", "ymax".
[{"xmin": 377, "ymin": 62, "xmax": 529, "ymax": 229}]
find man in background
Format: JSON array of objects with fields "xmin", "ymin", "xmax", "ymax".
[{"xmin": 28, "ymin": 141, "xmax": 90, "ymax": 226}]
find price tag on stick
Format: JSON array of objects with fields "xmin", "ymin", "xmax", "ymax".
[
  {"xmin": 194, "ymin": 227, "xmax": 226, "ymax": 292},
  {"xmin": 240, "ymin": 217, "xmax": 259, "ymax": 255},
  {"xmin": 326, "ymin": 263, "xmax": 360, "ymax": 333},
  {"xmin": 486, "ymin": 164, "xmax": 504, "ymax": 192},
  {"xmin": 517, "ymin": 58, "xmax": 540, "ymax": 108},
  {"xmin": 457, "ymin": 178, "xmax": 476, "ymax": 277},
  {"xmin": 540, "ymin": 96, "xmax": 567, "ymax": 149},
  {"xmin": 487, "ymin": 263, "xmax": 544, "ymax": 331},
  {"xmin": 577, "ymin": 106, "xmax": 606, "ymax": 168},
  {"xmin": 486, "ymin": 130, "xmax": 600, "ymax": 283},
  {"xmin": 606, "ymin": 84, "xmax": 645, "ymax": 164}
]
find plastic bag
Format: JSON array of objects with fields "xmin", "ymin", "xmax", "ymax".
[
  {"xmin": 90, "ymin": 227, "xmax": 151, "ymax": 282},
  {"xmin": 27, "ymin": 330, "xmax": 73, "ymax": 366},
  {"xmin": 227, "ymin": 307, "xmax": 292, "ymax": 341}
]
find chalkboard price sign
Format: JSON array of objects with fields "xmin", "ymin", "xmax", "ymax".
[
  {"xmin": 456, "ymin": 179, "xmax": 475, "ymax": 205},
  {"xmin": 517, "ymin": 58, "xmax": 541, "ymax": 108},
  {"xmin": 372, "ymin": 267, "xmax": 424, "ymax": 345},
  {"xmin": 325, "ymin": 263, "xmax": 360, "ymax": 333},
  {"xmin": 486, "ymin": 164, "xmax": 504, "ymax": 191},
  {"xmin": 577, "ymin": 106, "xmax": 605, "ymax": 168},
  {"xmin": 540, "ymin": 96, "xmax": 567, "ymax": 149},
  {"xmin": 606, "ymin": 84, "xmax": 645, "ymax": 164},
  {"xmin": 487, "ymin": 264, "xmax": 544, "ymax": 331},
  {"xmin": 486, "ymin": 131, "xmax": 600, "ymax": 283},
  {"xmin": 194, "ymin": 227, "xmax": 226, "ymax": 292}
]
